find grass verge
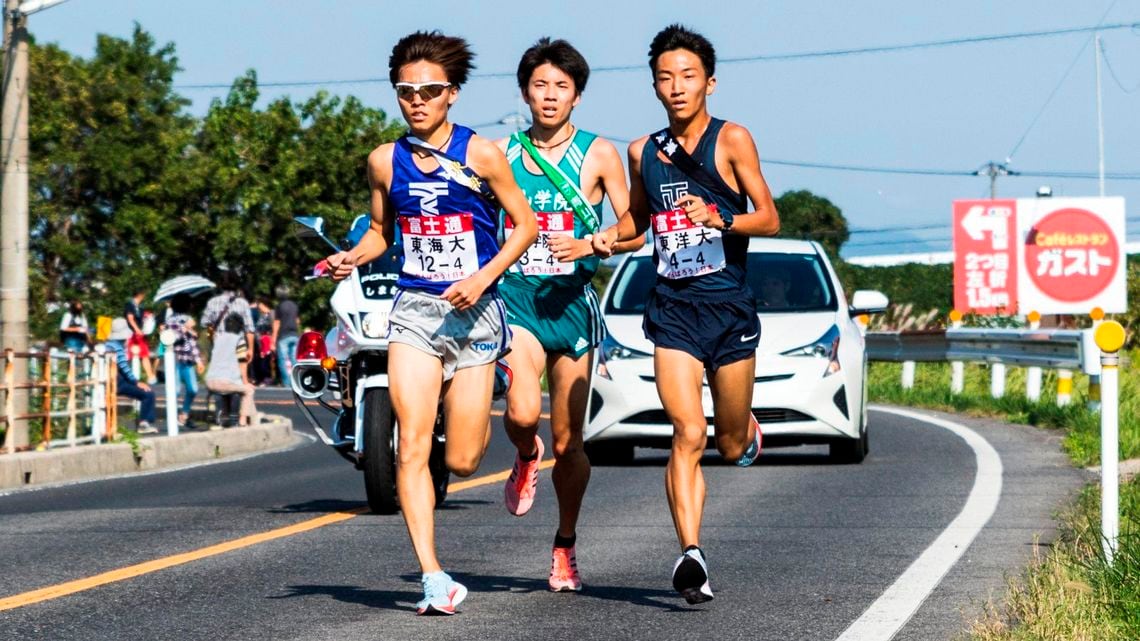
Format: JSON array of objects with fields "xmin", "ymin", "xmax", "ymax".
[{"xmin": 866, "ymin": 357, "xmax": 1139, "ymax": 639}]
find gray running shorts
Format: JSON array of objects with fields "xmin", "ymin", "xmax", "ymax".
[{"xmin": 386, "ymin": 288, "xmax": 511, "ymax": 380}]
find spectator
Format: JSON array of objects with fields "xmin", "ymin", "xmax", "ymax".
[
  {"xmin": 272, "ymin": 287, "xmax": 300, "ymax": 386},
  {"xmin": 251, "ymin": 298, "xmax": 275, "ymax": 386},
  {"xmin": 124, "ymin": 288, "xmax": 158, "ymax": 384},
  {"xmin": 58, "ymin": 300, "xmax": 90, "ymax": 352},
  {"xmin": 205, "ymin": 312, "xmax": 258, "ymax": 427},
  {"xmin": 201, "ymin": 272, "xmax": 255, "ymax": 361},
  {"xmin": 106, "ymin": 317, "xmax": 158, "ymax": 434},
  {"xmin": 167, "ymin": 294, "xmax": 205, "ymax": 428}
]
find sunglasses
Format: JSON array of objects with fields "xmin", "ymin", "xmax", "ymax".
[{"xmin": 395, "ymin": 81, "xmax": 452, "ymax": 102}]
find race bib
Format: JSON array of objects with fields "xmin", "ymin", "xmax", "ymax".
[
  {"xmin": 652, "ymin": 205, "xmax": 726, "ymax": 280},
  {"xmin": 505, "ymin": 211, "xmax": 575, "ymax": 277},
  {"xmin": 400, "ymin": 213, "xmax": 480, "ymax": 282}
]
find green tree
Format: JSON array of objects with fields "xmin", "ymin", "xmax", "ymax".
[
  {"xmin": 29, "ymin": 25, "xmax": 194, "ymax": 336},
  {"xmin": 26, "ymin": 25, "xmax": 405, "ymax": 339},
  {"xmin": 774, "ymin": 189, "xmax": 849, "ymax": 258}
]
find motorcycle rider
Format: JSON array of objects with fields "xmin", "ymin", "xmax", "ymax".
[{"xmin": 325, "ymin": 31, "xmax": 537, "ymax": 615}]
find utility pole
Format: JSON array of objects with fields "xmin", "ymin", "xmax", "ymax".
[
  {"xmin": 977, "ymin": 162, "xmax": 1015, "ymax": 199},
  {"xmin": 1095, "ymin": 33, "xmax": 1105, "ymax": 197},
  {"xmin": 1, "ymin": 0, "xmax": 29, "ymax": 449}
]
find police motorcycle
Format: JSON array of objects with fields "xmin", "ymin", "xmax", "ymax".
[{"xmin": 290, "ymin": 216, "xmax": 451, "ymax": 514}]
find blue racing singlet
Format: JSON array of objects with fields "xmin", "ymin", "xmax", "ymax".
[
  {"xmin": 389, "ymin": 125, "xmax": 501, "ymax": 295},
  {"xmin": 639, "ymin": 118, "xmax": 749, "ymax": 297}
]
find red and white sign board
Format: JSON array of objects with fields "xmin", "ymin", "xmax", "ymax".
[
  {"xmin": 1017, "ymin": 197, "xmax": 1126, "ymax": 314},
  {"xmin": 953, "ymin": 197, "xmax": 1126, "ymax": 315},
  {"xmin": 953, "ymin": 199, "xmax": 1017, "ymax": 314}
]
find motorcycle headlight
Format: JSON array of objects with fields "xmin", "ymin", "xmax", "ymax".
[
  {"xmin": 596, "ymin": 335, "xmax": 651, "ymax": 380},
  {"xmin": 781, "ymin": 324, "xmax": 841, "ymax": 376},
  {"xmin": 360, "ymin": 311, "xmax": 389, "ymax": 339}
]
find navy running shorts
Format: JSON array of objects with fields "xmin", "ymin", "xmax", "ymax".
[{"xmin": 642, "ymin": 285, "xmax": 760, "ymax": 371}]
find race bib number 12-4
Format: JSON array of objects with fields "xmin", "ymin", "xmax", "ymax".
[
  {"xmin": 652, "ymin": 204, "xmax": 726, "ymax": 280},
  {"xmin": 506, "ymin": 211, "xmax": 575, "ymax": 277},
  {"xmin": 400, "ymin": 213, "xmax": 480, "ymax": 282}
]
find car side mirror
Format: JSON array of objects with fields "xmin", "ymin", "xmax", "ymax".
[{"xmin": 850, "ymin": 290, "xmax": 889, "ymax": 316}]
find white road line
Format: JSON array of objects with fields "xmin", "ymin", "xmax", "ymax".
[{"xmin": 834, "ymin": 406, "xmax": 1004, "ymax": 641}]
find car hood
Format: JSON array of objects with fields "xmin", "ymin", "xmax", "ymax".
[{"xmin": 604, "ymin": 311, "xmax": 839, "ymax": 356}]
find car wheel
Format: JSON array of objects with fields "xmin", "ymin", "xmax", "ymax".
[
  {"xmin": 584, "ymin": 441, "xmax": 635, "ymax": 466},
  {"xmin": 829, "ymin": 415, "xmax": 867, "ymax": 464}
]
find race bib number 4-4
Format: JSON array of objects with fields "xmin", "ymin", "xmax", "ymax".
[
  {"xmin": 652, "ymin": 205, "xmax": 726, "ymax": 279},
  {"xmin": 400, "ymin": 213, "xmax": 480, "ymax": 282},
  {"xmin": 506, "ymin": 211, "xmax": 575, "ymax": 277}
]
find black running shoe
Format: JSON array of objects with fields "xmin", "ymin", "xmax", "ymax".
[{"xmin": 671, "ymin": 547, "xmax": 714, "ymax": 604}]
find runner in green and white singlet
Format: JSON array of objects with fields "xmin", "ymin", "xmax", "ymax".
[{"xmin": 494, "ymin": 37, "xmax": 644, "ymax": 593}]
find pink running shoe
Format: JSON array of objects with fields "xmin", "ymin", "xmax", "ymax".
[
  {"xmin": 549, "ymin": 545, "xmax": 582, "ymax": 592},
  {"xmin": 504, "ymin": 435, "xmax": 544, "ymax": 516}
]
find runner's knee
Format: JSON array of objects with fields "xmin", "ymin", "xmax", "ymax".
[{"xmin": 446, "ymin": 449, "xmax": 482, "ymax": 477}]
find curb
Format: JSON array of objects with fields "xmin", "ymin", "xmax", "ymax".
[{"xmin": 0, "ymin": 415, "xmax": 295, "ymax": 490}]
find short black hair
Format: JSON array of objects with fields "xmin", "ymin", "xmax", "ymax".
[
  {"xmin": 389, "ymin": 30, "xmax": 476, "ymax": 87},
  {"xmin": 516, "ymin": 37, "xmax": 590, "ymax": 93},
  {"xmin": 648, "ymin": 24, "xmax": 716, "ymax": 77}
]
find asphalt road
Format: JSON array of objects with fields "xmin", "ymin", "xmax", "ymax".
[{"xmin": 0, "ymin": 389, "xmax": 1086, "ymax": 641}]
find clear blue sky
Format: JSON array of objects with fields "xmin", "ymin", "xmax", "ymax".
[{"xmin": 28, "ymin": 0, "xmax": 1140, "ymax": 256}]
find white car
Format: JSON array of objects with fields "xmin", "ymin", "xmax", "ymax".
[{"xmin": 585, "ymin": 238, "xmax": 888, "ymax": 465}]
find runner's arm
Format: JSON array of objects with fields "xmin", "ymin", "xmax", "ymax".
[
  {"xmin": 593, "ymin": 137, "xmax": 651, "ymax": 257},
  {"xmin": 329, "ymin": 145, "xmax": 395, "ymax": 280},
  {"xmin": 720, "ymin": 123, "xmax": 779, "ymax": 237},
  {"xmin": 437, "ymin": 136, "xmax": 536, "ymax": 310}
]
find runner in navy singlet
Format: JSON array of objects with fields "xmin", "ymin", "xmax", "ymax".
[
  {"xmin": 592, "ymin": 24, "xmax": 780, "ymax": 605},
  {"xmin": 326, "ymin": 31, "xmax": 537, "ymax": 616}
]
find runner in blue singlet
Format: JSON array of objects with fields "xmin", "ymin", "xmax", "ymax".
[
  {"xmin": 592, "ymin": 24, "xmax": 781, "ymax": 606},
  {"xmin": 325, "ymin": 31, "xmax": 538, "ymax": 616}
]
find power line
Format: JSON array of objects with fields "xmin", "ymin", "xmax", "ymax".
[
  {"xmin": 1006, "ymin": 0, "xmax": 1121, "ymax": 161},
  {"xmin": 1102, "ymin": 40, "xmax": 1140, "ymax": 93},
  {"xmin": 172, "ymin": 21, "xmax": 1140, "ymax": 90}
]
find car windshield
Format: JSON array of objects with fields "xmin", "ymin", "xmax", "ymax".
[
  {"xmin": 605, "ymin": 252, "xmax": 838, "ymax": 314},
  {"xmin": 358, "ymin": 246, "xmax": 402, "ymax": 300}
]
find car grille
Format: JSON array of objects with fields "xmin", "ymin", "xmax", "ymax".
[{"xmin": 624, "ymin": 408, "xmax": 813, "ymax": 425}]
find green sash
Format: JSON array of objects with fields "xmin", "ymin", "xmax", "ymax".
[{"xmin": 512, "ymin": 131, "xmax": 600, "ymax": 233}]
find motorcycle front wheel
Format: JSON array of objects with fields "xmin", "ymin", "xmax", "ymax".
[
  {"xmin": 429, "ymin": 408, "xmax": 450, "ymax": 508},
  {"xmin": 362, "ymin": 388, "xmax": 398, "ymax": 514}
]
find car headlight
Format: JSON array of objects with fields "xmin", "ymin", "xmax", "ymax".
[
  {"xmin": 596, "ymin": 335, "xmax": 651, "ymax": 380},
  {"xmin": 360, "ymin": 311, "xmax": 389, "ymax": 339},
  {"xmin": 781, "ymin": 324, "xmax": 841, "ymax": 376}
]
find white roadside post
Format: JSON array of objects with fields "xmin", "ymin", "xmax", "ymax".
[
  {"xmin": 1088, "ymin": 307, "xmax": 1105, "ymax": 411},
  {"xmin": 901, "ymin": 360, "xmax": 915, "ymax": 389},
  {"xmin": 990, "ymin": 363, "xmax": 1006, "ymax": 398},
  {"xmin": 1094, "ymin": 320, "xmax": 1125, "ymax": 564},
  {"xmin": 1025, "ymin": 311, "xmax": 1042, "ymax": 401},
  {"xmin": 160, "ymin": 329, "xmax": 178, "ymax": 436},
  {"xmin": 949, "ymin": 309, "xmax": 964, "ymax": 394}
]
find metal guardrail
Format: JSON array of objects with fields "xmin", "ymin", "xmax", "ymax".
[{"xmin": 866, "ymin": 328, "xmax": 1096, "ymax": 374}]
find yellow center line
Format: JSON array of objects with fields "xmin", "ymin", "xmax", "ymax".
[{"xmin": 0, "ymin": 458, "xmax": 555, "ymax": 612}]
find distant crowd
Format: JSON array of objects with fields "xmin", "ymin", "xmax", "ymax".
[{"xmin": 56, "ymin": 272, "xmax": 302, "ymax": 433}]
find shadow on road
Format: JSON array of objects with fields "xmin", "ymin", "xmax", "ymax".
[
  {"xmin": 270, "ymin": 574, "xmax": 700, "ymax": 613},
  {"xmin": 269, "ymin": 584, "xmax": 416, "ymax": 612},
  {"xmin": 268, "ymin": 499, "xmax": 368, "ymax": 514},
  {"xmin": 612, "ymin": 450, "xmax": 834, "ymax": 468}
]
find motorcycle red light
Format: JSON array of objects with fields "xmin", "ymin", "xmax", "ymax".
[{"xmin": 296, "ymin": 331, "xmax": 328, "ymax": 361}]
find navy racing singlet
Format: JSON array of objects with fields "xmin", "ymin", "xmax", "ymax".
[
  {"xmin": 389, "ymin": 125, "xmax": 501, "ymax": 296},
  {"xmin": 639, "ymin": 118, "xmax": 748, "ymax": 297}
]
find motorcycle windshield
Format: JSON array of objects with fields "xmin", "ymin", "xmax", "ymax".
[{"xmin": 358, "ymin": 245, "xmax": 402, "ymax": 301}]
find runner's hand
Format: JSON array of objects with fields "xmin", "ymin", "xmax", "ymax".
[
  {"xmin": 549, "ymin": 234, "xmax": 588, "ymax": 263},
  {"xmin": 441, "ymin": 273, "xmax": 489, "ymax": 311},
  {"xmin": 678, "ymin": 195, "xmax": 721, "ymax": 228},
  {"xmin": 138, "ymin": 382, "xmax": 151, "ymax": 392},
  {"xmin": 325, "ymin": 251, "xmax": 356, "ymax": 282},
  {"xmin": 592, "ymin": 228, "xmax": 618, "ymax": 258}
]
